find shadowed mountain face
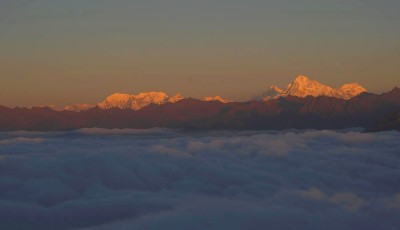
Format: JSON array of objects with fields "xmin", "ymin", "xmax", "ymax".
[
  {"xmin": 365, "ymin": 111, "xmax": 400, "ymax": 132},
  {"xmin": 0, "ymin": 88, "xmax": 399, "ymax": 132}
]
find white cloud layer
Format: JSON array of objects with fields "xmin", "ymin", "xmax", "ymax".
[{"xmin": 0, "ymin": 129, "xmax": 399, "ymax": 229}]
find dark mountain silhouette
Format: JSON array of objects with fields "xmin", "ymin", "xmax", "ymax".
[
  {"xmin": 0, "ymin": 88, "xmax": 400, "ymax": 132},
  {"xmin": 365, "ymin": 110, "xmax": 400, "ymax": 132}
]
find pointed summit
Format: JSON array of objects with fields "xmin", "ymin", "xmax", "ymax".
[
  {"xmin": 339, "ymin": 83, "xmax": 367, "ymax": 99},
  {"xmin": 286, "ymin": 75, "xmax": 341, "ymax": 98},
  {"xmin": 293, "ymin": 75, "xmax": 310, "ymax": 83}
]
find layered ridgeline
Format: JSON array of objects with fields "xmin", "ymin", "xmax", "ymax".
[
  {"xmin": 1, "ymin": 75, "xmax": 399, "ymax": 131},
  {"xmin": 260, "ymin": 75, "xmax": 367, "ymax": 100}
]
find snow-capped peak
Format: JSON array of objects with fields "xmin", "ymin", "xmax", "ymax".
[
  {"xmin": 338, "ymin": 83, "xmax": 367, "ymax": 99},
  {"xmin": 168, "ymin": 93, "xmax": 184, "ymax": 103},
  {"xmin": 64, "ymin": 104, "xmax": 92, "ymax": 112},
  {"xmin": 286, "ymin": 75, "xmax": 341, "ymax": 98},
  {"xmin": 293, "ymin": 75, "xmax": 310, "ymax": 83},
  {"xmin": 131, "ymin": 92, "xmax": 169, "ymax": 110},
  {"xmin": 97, "ymin": 93, "xmax": 133, "ymax": 110},
  {"xmin": 203, "ymin": 96, "xmax": 230, "ymax": 103}
]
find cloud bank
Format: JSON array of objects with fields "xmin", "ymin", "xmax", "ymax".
[{"xmin": 0, "ymin": 129, "xmax": 399, "ymax": 229}]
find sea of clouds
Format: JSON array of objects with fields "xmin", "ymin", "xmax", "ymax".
[{"xmin": 0, "ymin": 128, "xmax": 399, "ymax": 229}]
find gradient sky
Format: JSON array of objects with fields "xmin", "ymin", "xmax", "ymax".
[{"xmin": 0, "ymin": 0, "xmax": 399, "ymax": 107}]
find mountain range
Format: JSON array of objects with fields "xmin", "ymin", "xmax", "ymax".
[
  {"xmin": 0, "ymin": 77, "xmax": 399, "ymax": 132},
  {"xmin": 64, "ymin": 93, "xmax": 230, "ymax": 112},
  {"xmin": 63, "ymin": 76, "xmax": 366, "ymax": 111}
]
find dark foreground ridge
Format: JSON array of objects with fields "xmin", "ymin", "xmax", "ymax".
[{"xmin": 1, "ymin": 88, "xmax": 400, "ymax": 132}]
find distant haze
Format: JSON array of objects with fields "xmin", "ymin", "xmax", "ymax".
[{"xmin": 0, "ymin": 0, "xmax": 399, "ymax": 107}]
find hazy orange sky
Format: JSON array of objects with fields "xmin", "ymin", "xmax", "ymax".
[{"xmin": 0, "ymin": 0, "xmax": 399, "ymax": 107}]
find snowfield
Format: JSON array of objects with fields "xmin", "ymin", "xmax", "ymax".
[{"xmin": 0, "ymin": 129, "xmax": 399, "ymax": 229}]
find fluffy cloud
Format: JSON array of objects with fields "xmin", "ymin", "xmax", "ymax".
[{"xmin": 0, "ymin": 129, "xmax": 399, "ymax": 229}]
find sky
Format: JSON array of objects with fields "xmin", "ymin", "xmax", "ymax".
[{"xmin": 0, "ymin": 0, "xmax": 399, "ymax": 107}]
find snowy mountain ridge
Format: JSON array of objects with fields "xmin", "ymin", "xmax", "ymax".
[
  {"xmin": 63, "ymin": 76, "xmax": 367, "ymax": 111},
  {"xmin": 64, "ymin": 92, "xmax": 230, "ymax": 111},
  {"xmin": 98, "ymin": 92, "xmax": 179, "ymax": 110},
  {"xmin": 263, "ymin": 75, "xmax": 367, "ymax": 100}
]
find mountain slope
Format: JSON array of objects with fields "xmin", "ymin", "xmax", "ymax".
[{"xmin": 365, "ymin": 111, "xmax": 400, "ymax": 132}]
